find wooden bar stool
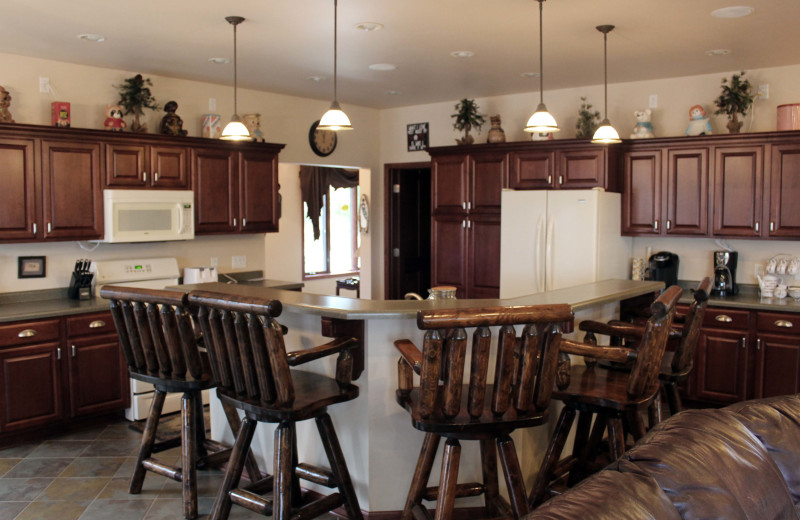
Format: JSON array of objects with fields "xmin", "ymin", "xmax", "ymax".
[
  {"xmin": 395, "ymin": 303, "xmax": 574, "ymax": 520},
  {"xmin": 529, "ymin": 285, "xmax": 682, "ymax": 508},
  {"xmin": 101, "ymin": 286, "xmax": 256, "ymax": 520},
  {"xmin": 188, "ymin": 290, "xmax": 363, "ymax": 520}
]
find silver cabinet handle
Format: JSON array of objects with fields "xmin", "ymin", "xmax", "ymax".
[
  {"xmin": 741, "ymin": 337, "xmax": 747, "ymax": 349},
  {"xmin": 755, "ymin": 221, "xmax": 760, "ymax": 232},
  {"xmin": 17, "ymin": 329, "xmax": 37, "ymax": 338},
  {"xmin": 47, "ymin": 222, "xmax": 52, "ymax": 233},
  {"xmin": 775, "ymin": 320, "xmax": 794, "ymax": 328},
  {"xmin": 715, "ymin": 315, "xmax": 733, "ymax": 323},
  {"xmin": 558, "ymin": 175, "xmax": 563, "ymax": 185},
  {"xmin": 666, "ymin": 220, "xmax": 672, "ymax": 230},
  {"xmin": 32, "ymin": 222, "xmax": 37, "ymax": 235},
  {"xmin": 57, "ymin": 347, "xmax": 61, "ymax": 360},
  {"xmin": 233, "ymin": 218, "xmax": 237, "ymax": 227},
  {"xmin": 467, "ymin": 202, "xmax": 471, "ymax": 211},
  {"xmin": 770, "ymin": 221, "xmax": 775, "ymax": 232},
  {"xmin": 467, "ymin": 219, "xmax": 471, "ymax": 229},
  {"xmin": 462, "ymin": 202, "xmax": 466, "ymax": 210},
  {"xmin": 89, "ymin": 320, "xmax": 106, "ymax": 329},
  {"xmin": 547, "ymin": 175, "xmax": 552, "ymax": 184},
  {"xmin": 72, "ymin": 345, "xmax": 77, "ymax": 357},
  {"xmin": 462, "ymin": 220, "xmax": 466, "ymax": 229},
  {"xmin": 756, "ymin": 338, "xmax": 762, "ymax": 350},
  {"xmin": 654, "ymin": 220, "xmax": 659, "ymax": 232},
  {"xmin": 142, "ymin": 171, "xmax": 147, "ymax": 182},
  {"xmin": 154, "ymin": 172, "xmax": 159, "ymax": 182},
  {"xmin": 242, "ymin": 218, "xmax": 247, "ymax": 228}
]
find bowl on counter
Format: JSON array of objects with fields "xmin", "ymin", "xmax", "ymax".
[{"xmin": 789, "ymin": 286, "xmax": 800, "ymax": 300}]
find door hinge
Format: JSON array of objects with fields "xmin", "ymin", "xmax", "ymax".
[
  {"xmin": 393, "ymin": 184, "xmax": 401, "ymax": 194},
  {"xmin": 393, "ymin": 248, "xmax": 400, "ymax": 257}
]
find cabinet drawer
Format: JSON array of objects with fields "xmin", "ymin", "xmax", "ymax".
[
  {"xmin": 703, "ymin": 307, "xmax": 750, "ymax": 330},
  {"xmin": 0, "ymin": 319, "xmax": 60, "ymax": 347},
  {"xmin": 757, "ymin": 312, "xmax": 800, "ymax": 335},
  {"xmin": 66, "ymin": 312, "xmax": 115, "ymax": 338}
]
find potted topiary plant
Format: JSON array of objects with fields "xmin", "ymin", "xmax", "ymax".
[
  {"xmin": 451, "ymin": 98, "xmax": 485, "ymax": 145},
  {"xmin": 714, "ymin": 71, "xmax": 755, "ymax": 134},
  {"xmin": 575, "ymin": 97, "xmax": 601, "ymax": 139},
  {"xmin": 115, "ymin": 74, "xmax": 160, "ymax": 133}
]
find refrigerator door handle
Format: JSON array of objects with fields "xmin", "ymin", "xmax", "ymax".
[
  {"xmin": 546, "ymin": 215, "xmax": 555, "ymax": 291},
  {"xmin": 536, "ymin": 215, "xmax": 545, "ymax": 291}
]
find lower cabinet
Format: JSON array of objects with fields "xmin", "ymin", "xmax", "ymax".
[
  {"xmin": 0, "ymin": 311, "xmax": 128, "ymax": 433},
  {"xmin": 430, "ymin": 214, "xmax": 500, "ymax": 298}
]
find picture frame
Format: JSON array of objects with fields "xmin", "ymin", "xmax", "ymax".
[
  {"xmin": 359, "ymin": 194, "xmax": 370, "ymax": 234},
  {"xmin": 407, "ymin": 122, "xmax": 429, "ymax": 151},
  {"xmin": 18, "ymin": 256, "xmax": 46, "ymax": 278}
]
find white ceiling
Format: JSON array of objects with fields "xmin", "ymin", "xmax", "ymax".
[{"xmin": 2, "ymin": 0, "xmax": 798, "ymax": 109}]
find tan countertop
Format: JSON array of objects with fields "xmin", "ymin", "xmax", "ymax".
[{"xmin": 679, "ymin": 282, "xmax": 800, "ymax": 313}]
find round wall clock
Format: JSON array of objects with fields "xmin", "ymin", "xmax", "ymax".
[{"xmin": 308, "ymin": 120, "xmax": 337, "ymax": 157}]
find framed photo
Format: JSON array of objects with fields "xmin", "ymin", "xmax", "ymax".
[
  {"xmin": 407, "ymin": 122, "xmax": 429, "ymax": 151},
  {"xmin": 18, "ymin": 256, "xmax": 46, "ymax": 278}
]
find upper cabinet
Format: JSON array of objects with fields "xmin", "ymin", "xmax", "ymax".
[
  {"xmin": 509, "ymin": 142, "xmax": 619, "ymax": 191},
  {"xmin": 768, "ymin": 144, "xmax": 800, "ymax": 238},
  {"xmin": 0, "ymin": 123, "xmax": 284, "ymax": 243}
]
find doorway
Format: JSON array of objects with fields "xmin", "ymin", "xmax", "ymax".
[{"xmin": 384, "ymin": 162, "xmax": 432, "ymax": 300}]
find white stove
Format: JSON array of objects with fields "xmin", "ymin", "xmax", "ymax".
[{"xmin": 93, "ymin": 257, "xmax": 209, "ymax": 421}]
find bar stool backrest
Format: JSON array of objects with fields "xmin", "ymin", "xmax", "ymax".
[{"xmin": 671, "ymin": 277, "xmax": 711, "ymax": 373}]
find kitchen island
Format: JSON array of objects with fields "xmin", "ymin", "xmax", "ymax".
[{"xmin": 172, "ymin": 279, "xmax": 662, "ymax": 514}]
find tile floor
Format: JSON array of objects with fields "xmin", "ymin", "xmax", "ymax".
[{"xmin": 0, "ymin": 416, "xmax": 280, "ymax": 520}]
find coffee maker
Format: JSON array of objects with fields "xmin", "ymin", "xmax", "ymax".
[
  {"xmin": 648, "ymin": 251, "xmax": 680, "ymax": 287},
  {"xmin": 713, "ymin": 250, "xmax": 738, "ymax": 296}
]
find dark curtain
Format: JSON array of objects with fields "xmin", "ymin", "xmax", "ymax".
[{"xmin": 299, "ymin": 166, "xmax": 359, "ymax": 240}]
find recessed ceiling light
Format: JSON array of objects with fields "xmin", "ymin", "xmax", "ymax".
[
  {"xmin": 78, "ymin": 33, "xmax": 105, "ymax": 42},
  {"xmin": 386, "ymin": 90, "xmax": 401, "ymax": 96},
  {"xmin": 450, "ymin": 51, "xmax": 475, "ymax": 59},
  {"xmin": 520, "ymin": 72, "xmax": 541, "ymax": 78},
  {"xmin": 705, "ymin": 48, "xmax": 732, "ymax": 56},
  {"xmin": 306, "ymin": 75, "xmax": 326, "ymax": 82},
  {"xmin": 354, "ymin": 22, "xmax": 383, "ymax": 32},
  {"xmin": 711, "ymin": 6, "xmax": 754, "ymax": 18},
  {"xmin": 208, "ymin": 57, "xmax": 230, "ymax": 64},
  {"xmin": 369, "ymin": 63, "xmax": 396, "ymax": 71}
]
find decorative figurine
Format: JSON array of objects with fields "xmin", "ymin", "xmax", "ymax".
[
  {"xmin": 51, "ymin": 102, "xmax": 70, "ymax": 127},
  {"xmin": 159, "ymin": 100, "xmax": 188, "ymax": 136},
  {"xmin": 104, "ymin": 104, "xmax": 127, "ymax": 131},
  {"xmin": 686, "ymin": 105, "xmax": 713, "ymax": 136},
  {"xmin": 630, "ymin": 108, "xmax": 655, "ymax": 139},
  {"xmin": 0, "ymin": 86, "xmax": 15, "ymax": 123},
  {"xmin": 243, "ymin": 113, "xmax": 265, "ymax": 142},
  {"xmin": 486, "ymin": 115, "xmax": 506, "ymax": 143}
]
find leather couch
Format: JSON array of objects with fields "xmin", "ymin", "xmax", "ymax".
[{"xmin": 527, "ymin": 394, "xmax": 800, "ymax": 520}]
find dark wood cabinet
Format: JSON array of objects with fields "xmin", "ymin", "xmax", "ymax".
[
  {"xmin": 768, "ymin": 144, "xmax": 800, "ymax": 238},
  {"xmin": 510, "ymin": 145, "xmax": 612, "ymax": 190},
  {"xmin": 712, "ymin": 145, "xmax": 764, "ymax": 237},
  {"xmin": 0, "ymin": 137, "xmax": 38, "ymax": 241},
  {"xmin": 694, "ymin": 327, "xmax": 749, "ymax": 404},
  {"xmin": 665, "ymin": 147, "xmax": 708, "ymax": 236},
  {"xmin": 622, "ymin": 149, "xmax": 662, "ymax": 235},
  {"xmin": 105, "ymin": 143, "xmax": 189, "ymax": 189},
  {"xmin": 431, "ymin": 154, "xmax": 469, "ymax": 213},
  {"xmin": 469, "ymin": 152, "xmax": 507, "ymax": 213},
  {"xmin": 559, "ymin": 148, "xmax": 606, "ymax": 189},
  {"xmin": 430, "ymin": 215, "xmax": 468, "ymax": 296},
  {"xmin": 753, "ymin": 312, "xmax": 800, "ymax": 398},
  {"xmin": 466, "ymin": 214, "xmax": 501, "ymax": 298},
  {"xmin": 509, "ymin": 150, "xmax": 553, "ymax": 189},
  {"xmin": 239, "ymin": 150, "xmax": 279, "ymax": 232}
]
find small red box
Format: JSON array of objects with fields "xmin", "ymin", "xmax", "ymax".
[{"xmin": 51, "ymin": 102, "xmax": 70, "ymax": 128}]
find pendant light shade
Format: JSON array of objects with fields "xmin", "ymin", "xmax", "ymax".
[
  {"xmin": 221, "ymin": 16, "xmax": 252, "ymax": 141},
  {"xmin": 524, "ymin": 0, "xmax": 559, "ymax": 133},
  {"xmin": 318, "ymin": 0, "xmax": 353, "ymax": 131},
  {"xmin": 591, "ymin": 25, "xmax": 621, "ymax": 144}
]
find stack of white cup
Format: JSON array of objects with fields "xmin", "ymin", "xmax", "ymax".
[{"xmin": 632, "ymin": 258, "xmax": 645, "ymax": 281}]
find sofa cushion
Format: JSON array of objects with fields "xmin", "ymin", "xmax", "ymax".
[
  {"xmin": 526, "ymin": 470, "xmax": 681, "ymax": 520},
  {"xmin": 619, "ymin": 408, "xmax": 798, "ymax": 520},
  {"xmin": 726, "ymin": 395, "xmax": 800, "ymax": 507}
]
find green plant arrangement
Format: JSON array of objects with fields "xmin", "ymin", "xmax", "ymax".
[
  {"xmin": 115, "ymin": 74, "xmax": 160, "ymax": 133},
  {"xmin": 714, "ymin": 71, "xmax": 755, "ymax": 134},
  {"xmin": 575, "ymin": 97, "xmax": 601, "ymax": 139},
  {"xmin": 451, "ymin": 98, "xmax": 485, "ymax": 145}
]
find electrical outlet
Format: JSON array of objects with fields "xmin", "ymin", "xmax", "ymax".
[
  {"xmin": 209, "ymin": 97, "xmax": 216, "ymax": 111},
  {"xmin": 232, "ymin": 255, "xmax": 247, "ymax": 269},
  {"xmin": 648, "ymin": 94, "xmax": 658, "ymax": 108},
  {"xmin": 210, "ymin": 257, "xmax": 218, "ymax": 268},
  {"xmin": 39, "ymin": 77, "xmax": 50, "ymax": 94},
  {"xmin": 758, "ymin": 84, "xmax": 769, "ymax": 100}
]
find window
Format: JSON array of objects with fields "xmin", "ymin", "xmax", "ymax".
[{"xmin": 301, "ymin": 166, "xmax": 360, "ymax": 278}]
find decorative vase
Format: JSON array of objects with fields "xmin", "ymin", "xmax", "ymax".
[
  {"xmin": 726, "ymin": 119, "xmax": 743, "ymax": 134},
  {"xmin": 202, "ymin": 114, "xmax": 222, "ymax": 139},
  {"xmin": 242, "ymin": 113, "xmax": 264, "ymax": 142},
  {"xmin": 487, "ymin": 115, "xmax": 506, "ymax": 143}
]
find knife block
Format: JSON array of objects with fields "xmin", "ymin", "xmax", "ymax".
[{"xmin": 68, "ymin": 272, "xmax": 93, "ymax": 300}]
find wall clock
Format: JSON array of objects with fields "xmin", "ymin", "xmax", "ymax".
[{"xmin": 308, "ymin": 120, "xmax": 337, "ymax": 157}]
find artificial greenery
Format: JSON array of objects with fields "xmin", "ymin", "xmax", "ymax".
[
  {"xmin": 714, "ymin": 71, "xmax": 754, "ymax": 133},
  {"xmin": 575, "ymin": 97, "xmax": 601, "ymax": 139},
  {"xmin": 115, "ymin": 74, "xmax": 160, "ymax": 132},
  {"xmin": 451, "ymin": 98, "xmax": 485, "ymax": 145}
]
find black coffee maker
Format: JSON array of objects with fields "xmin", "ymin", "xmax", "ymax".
[
  {"xmin": 713, "ymin": 250, "xmax": 738, "ymax": 295},
  {"xmin": 648, "ymin": 251, "xmax": 680, "ymax": 288}
]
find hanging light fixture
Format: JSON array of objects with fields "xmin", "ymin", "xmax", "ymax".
[
  {"xmin": 524, "ymin": 0, "xmax": 559, "ymax": 133},
  {"xmin": 591, "ymin": 25, "xmax": 621, "ymax": 144},
  {"xmin": 220, "ymin": 16, "xmax": 252, "ymax": 141},
  {"xmin": 318, "ymin": 0, "xmax": 353, "ymax": 131}
]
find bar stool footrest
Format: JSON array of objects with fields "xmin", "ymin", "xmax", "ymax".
[
  {"xmin": 294, "ymin": 492, "xmax": 343, "ymax": 520},
  {"xmin": 296, "ymin": 463, "xmax": 335, "ymax": 487},
  {"xmin": 142, "ymin": 458, "xmax": 181, "ymax": 481},
  {"xmin": 230, "ymin": 488, "xmax": 272, "ymax": 515},
  {"xmin": 423, "ymin": 482, "xmax": 484, "ymax": 501}
]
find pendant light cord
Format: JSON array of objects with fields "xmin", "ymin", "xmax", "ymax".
[
  {"xmin": 233, "ymin": 21, "xmax": 239, "ymax": 115},
  {"xmin": 538, "ymin": 0, "xmax": 544, "ymax": 106},
  {"xmin": 603, "ymin": 30, "xmax": 608, "ymax": 119},
  {"xmin": 333, "ymin": 0, "xmax": 339, "ymax": 103}
]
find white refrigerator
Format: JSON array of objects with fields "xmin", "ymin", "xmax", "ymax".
[{"xmin": 500, "ymin": 189, "xmax": 631, "ymax": 298}]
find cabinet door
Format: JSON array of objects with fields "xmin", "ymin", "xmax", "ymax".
[
  {"xmin": 509, "ymin": 150, "xmax": 555, "ymax": 189},
  {"xmin": 431, "ymin": 215, "xmax": 468, "ymax": 297},
  {"xmin": 0, "ymin": 137, "xmax": 38, "ymax": 241},
  {"xmin": 239, "ymin": 151, "xmax": 279, "ymax": 232},
  {"xmin": 41, "ymin": 140, "xmax": 103, "ymax": 240},
  {"xmin": 466, "ymin": 214, "xmax": 501, "ymax": 298},
  {"xmin": 432, "ymin": 155, "xmax": 469, "ymax": 213},
  {"xmin": 665, "ymin": 148, "xmax": 708, "ymax": 235},
  {"xmin": 753, "ymin": 332, "xmax": 800, "ymax": 399},
  {"xmin": 469, "ymin": 152, "xmax": 507, "ymax": 213},
  {"xmin": 67, "ymin": 334, "xmax": 129, "ymax": 417},
  {"xmin": 622, "ymin": 149, "xmax": 662, "ymax": 235},
  {"xmin": 768, "ymin": 144, "xmax": 800, "ymax": 238},
  {"xmin": 712, "ymin": 145, "xmax": 763, "ymax": 237},
  {"xmin": 0, "ymin": 343, "xmax": 63, "ymax": 432},
  {"xmin": 694, "ymin": 328, "xmax": 748, "ymax": 404},
  {"xmin": 192, "ymin": 147, "xmax": 238, "ymax": 233},
  {"xmin": 105, "ymin": 143, "xmax": 146, "ymax": 187},
  {"xmin": 150, "ymin": 146, "xmax": 189, "ymax": 189},
  {"xmin": 558, "ymin": 148, "xmax": 604, "ymax": 189}
]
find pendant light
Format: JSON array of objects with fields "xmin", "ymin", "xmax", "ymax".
[
  {"xmin": 318, "ymin": 0, "xmax": 353, "ymax": 131},
  {"xmin": 524, "ymin": 0, "xmax": 559, "ymax": 133},
  {"xmin": 220, "ymin": 16, "xmax": 252, "ymax": 141},
  {"xmin": 591, "ymin": 25, "xmax": 621, "ymax": 144}
]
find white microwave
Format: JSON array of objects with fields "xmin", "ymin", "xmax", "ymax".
[{"xmin": 103, "ymin": 189, "xmax": 195, "ymax": 243}]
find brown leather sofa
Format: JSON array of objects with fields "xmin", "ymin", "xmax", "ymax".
[{"xmin": 527, "ymin": 394, "xmax": 800, "ymax": 520}]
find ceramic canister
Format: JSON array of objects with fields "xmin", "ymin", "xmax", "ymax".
[
  {"xmin": 777, "ymin": 104, "xmax": 800, "ymax": 131},
  {"xmin": 202, "ymin": 114, "xmax": 222, "ymax": 139}
]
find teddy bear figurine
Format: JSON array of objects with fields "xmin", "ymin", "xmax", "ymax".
[
  {"xmin": 685, "ymin": 105, "xmax": 712, "ymax": 136},
  {"xmin": 104, "ymin": 104, "xmax": 126, "ymax": 131},
  {"xmin": 0, "ymin": 86, "xmax": 15, "ymax": 124},
  {"xmin": 630, "ymin": 109, "xmax": 655, "ymax": 139}
]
